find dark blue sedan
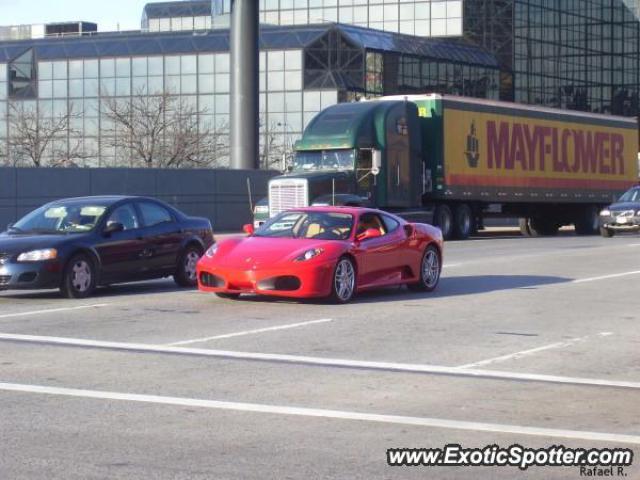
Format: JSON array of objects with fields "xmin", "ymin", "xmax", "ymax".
[{"xmin": 0, "ymin": 196, "xmax": 214, "ymax": 298}]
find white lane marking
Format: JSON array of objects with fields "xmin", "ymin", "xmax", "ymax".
[
  {"xmin": 442, "ymin": 263, "xmax": 463, "ymax": 269},
  {"xmin": 458, "ymin": 333, "xmax": 613, "ymax": 369},
  {"xmin": 2, "ymin": 383, "xmax": 639, "ymax": 445},
  {"xmin": 1, "ymin": 333, "xmax": 639, "ymax": 390},
  {"xmin": 166, "ymin": 319, "xmax": 333, "ymax": 346},
  {"xmin": 0, "ymin": 304, "xmax": 109, "ymax": 320},
  {"xmin": 627, "ymin": 244, "xmax": 640, "ymax": 247},
  {"xmin": 572, "ymin": 271, "xmax": 640, "ymax": 284}
]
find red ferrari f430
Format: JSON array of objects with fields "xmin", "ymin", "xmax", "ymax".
[{"xmin": 197, "ymin": 207, "xmax": 443, "ymax": 303}]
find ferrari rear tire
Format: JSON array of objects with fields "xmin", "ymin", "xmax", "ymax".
[
  {"xmin": 174, "ymin": 245, "xmax": 203, "ymax": 287},
  {"xmin": 329, "ymin": 257, "xmax": 357, "ymax": 304},
  {"xmin": 215, "ymin": 292, "xmax": 241, "ymax": 300},
  {"xmin": 408, "ymin": 245, "xmax": 441, "ymax": 292}
]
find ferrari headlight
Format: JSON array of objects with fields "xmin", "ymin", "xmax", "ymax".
[
  {"xmin": 295, "ymin": 248, "xmax": 324, "ymax": 262},
  {"xmin": 600, "ymin": 209, "xmax": 611, "ymax": 216},
  {"xmin": 17, "ymin": 248, "xmax": 58, "ymax": 262},
  {"xmin": 205, "ymin": 244, "xmax": 219, "ymax": 258}
]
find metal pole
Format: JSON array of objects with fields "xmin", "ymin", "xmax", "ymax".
[{"xmin": 230, "ymin": 0, "xmax": 259, "ymax": 170}]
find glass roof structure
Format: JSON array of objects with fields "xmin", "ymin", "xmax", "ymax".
[{"xmin": 0, "ymin": 23, "xmax": 499, "ymax": 68}]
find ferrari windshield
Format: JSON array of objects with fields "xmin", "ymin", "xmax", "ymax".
[
  {"xmin": 12, "ymin": 203, "xmax": 108, "ymax": 234},
  {"xmin": 293, "ymin": 150, "xmax": 355, "ymax": 172},
  {"xmin": 618, "ymin": 188, "xmax": 640, "ymax": 203},
  {"xmin": 255, "ymin": 211, "xmax": 354, "ymax": 240}
]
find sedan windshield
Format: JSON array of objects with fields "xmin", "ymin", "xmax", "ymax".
[
  {"xmin": 618, "ymin": 188, "xmax": 640, "ymax": 203},
  {"xmin": 294, "ymin": 150, "xmax": 355, "ymax": 172},
  {"xmin": 12, "ymin": 203, "xmax": 108, "ymax": 234},
  {"xmin": 255, "ymin": 211, "xmax": 354, "ymax": 240}
]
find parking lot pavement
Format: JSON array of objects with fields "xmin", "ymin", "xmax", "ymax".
[{"xmin": 1, "ymin": 232, "xmax": 640, "ymax": 479}]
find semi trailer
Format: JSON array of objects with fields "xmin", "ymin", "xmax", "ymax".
[{"xmin": 254, "ymin": 94, "xmax": 639, "ymax": 240}]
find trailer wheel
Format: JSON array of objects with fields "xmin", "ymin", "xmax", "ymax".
[
  {"xmin": 519, "ymin": 218, "xmax": 532, "ymax": 237},
  {"xmin": 528, "ymin": 217, "xmax": 560, "ymax": 237},
  {"xmin": 574, "ymin": 206, "xmax": 599, "ymax": 236},
  {"xmin": 453, "ymin": 204, "xmax": 474, "ymax": 240},
  {"xmin": 434, "ymin": 205, "xmax": 454, "ymax": 240}
]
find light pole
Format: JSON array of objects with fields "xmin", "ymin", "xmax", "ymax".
[{"xmin": 230, "ymin": 0, "xmax": 259, "ymax": 170}]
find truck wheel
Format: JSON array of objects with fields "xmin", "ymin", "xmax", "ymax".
[
  {"xmin": 453, "ymin": 204, "xmax": 474, "ymax": 240},
  {"xmin": 519, "ymin": 218, "xmax": 532, "ymax": 237},
  {"xmin": 528, "ymin": 217, "xmax": 560, "ymax": 237},
  {"xmin": 434, "ymin": 205, "xmax": 454, "ymax": 240},
  {"xmin": 574, "ymin": 206, "xmax": 599, "ymax": 236},
  {"xmin": 599, "ymin": 227, "xmax": 614, "ymax": 238}
]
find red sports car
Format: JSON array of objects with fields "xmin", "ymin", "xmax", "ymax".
[{"xmin": 197, "ymin": 207, "xmax": 443, "ymax": 303}]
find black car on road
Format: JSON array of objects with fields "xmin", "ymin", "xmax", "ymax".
[
  {"xmin": 0, "ymin": 196, "xmax": 214, "ymax": 298},
  {"xmin": 599, "ymin": 186, "xmax": 640, "ymax": 237}
]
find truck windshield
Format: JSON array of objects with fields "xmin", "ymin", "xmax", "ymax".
[{"xmin": 294, "ymin": 150, "xmax": 355, "ymax": 172}]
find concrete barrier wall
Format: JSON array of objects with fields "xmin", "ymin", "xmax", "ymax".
[{"xmin": 0, "ymin": 168, "xmax": 278, "ymax": 232}]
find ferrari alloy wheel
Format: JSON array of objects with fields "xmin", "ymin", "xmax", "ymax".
[
  {"xmin": 174, "ymin": 245, "xmax": 203, "ymax": 287},
  {"xmin": 409, "ymin": 245, "xmax": 441, "ymax": 292},
  {"xmin": 60, "ymin": 253, "xmax": 96, "ymax": 299},
  {"xmin": 330, "ymin": 257, "xmax": 356, "ymax": 304}
]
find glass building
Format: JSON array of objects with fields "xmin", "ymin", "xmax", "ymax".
[
  {"xmin": 0, "ymin": 24, "xmax": 500, "ymax": 168},
  {"xmin": 0, "ymin": 0, "xmax": 637, "ymax": 170},
  {"xmin": 465, "ymin": 0, "xmax": 640, "ymax": 117}
]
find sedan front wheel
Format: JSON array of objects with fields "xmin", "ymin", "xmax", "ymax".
[
  {"xmin": 60, "ymin": 253, "xmax": 97, "ymax": 299},
  {"xmin": 174, "ymin": 245, "xmax": 203, "ymax": 287}
]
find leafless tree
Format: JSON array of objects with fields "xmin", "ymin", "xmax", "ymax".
[
  {"xmin": 260, "ymin": 117, "xmax": 295, "ymax": 171},
  {"xmin": 6, "ymin": 101, "xmax": 84, "ymax": 167},
  {"xmin": 102, "ymin": 90, "xmax": 227, "ymax": 168}
]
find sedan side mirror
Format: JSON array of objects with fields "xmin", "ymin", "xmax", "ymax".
[
  {"xmin": 243, "ymin": 224, "xmax": 255, "ymax": 236},
  {"xmin": 104, "ymin": 222, "xmax": 125, "ymax": 236},
  {"xmin": 356, "ymin": 228, "xmax": 382, "ymax": 242}
]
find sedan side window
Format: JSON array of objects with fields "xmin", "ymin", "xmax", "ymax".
[
  {"xmin": 106, "ymin": 204, "xmax": 140, "ymax": 231},
  {"xmin": 138, "ymin": 202, "xmax": 174, "ymax": 227}
]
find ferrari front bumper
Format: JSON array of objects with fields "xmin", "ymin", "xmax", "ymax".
[{"xmin": 197, "ymin": 260, "xmax": 335, "ymax": 298}]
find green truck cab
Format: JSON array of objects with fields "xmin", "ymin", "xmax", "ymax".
[{"xmin": 254, "ymin": 99, "xmax": 430, "ymax": 223}]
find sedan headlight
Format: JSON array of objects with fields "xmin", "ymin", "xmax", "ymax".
[
  {"xmin": 17, "ymin": 248, "xmax": 58, "ymax": 262},
  {"xmin": 294, "ymin": 248, "xmax": 324, "ymax": 262},
  {"xmin": 600, "ymin": 209, "xmax": 611, "ymax": 216},
  {"xmin": 205, "ymin": 244, "xmax": 219, "ymax": 258}
]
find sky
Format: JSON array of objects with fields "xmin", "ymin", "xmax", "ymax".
[{"xmin": 0, "ymin": 0, "xmax": 153, "ymax": 32}]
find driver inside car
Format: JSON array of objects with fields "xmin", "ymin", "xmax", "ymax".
[{"xmin": 356, "ymin": 214, "xmax": 386, "ymax": 237}]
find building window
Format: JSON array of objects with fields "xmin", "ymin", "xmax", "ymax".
[{"xmin": 9, "ymin": 49, "xmax": 36, "ymax": 98}]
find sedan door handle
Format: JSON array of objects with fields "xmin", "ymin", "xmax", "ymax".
[{"xmin": 139, "ymin": 249, "xmax": 154, "ymax": 258}]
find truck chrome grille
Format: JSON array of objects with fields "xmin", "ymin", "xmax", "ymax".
[
  {"xmin": 0, "ymin": 254, "xmax": 9, "ymax": 265},
  {"xmin": 269, "ymin": 179, "xmax": 309, "ymax": 217}
]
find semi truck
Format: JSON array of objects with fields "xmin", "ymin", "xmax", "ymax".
[{"xmin": 254, "ymin": 94, "xmax": 639, "ymax": 240}]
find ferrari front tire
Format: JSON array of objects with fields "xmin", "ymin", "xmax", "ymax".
[
  {"xmin": 329, "ymin": 257, "xmax": 356, "ymax": 304},
  {"xmin": 408, "ymin": 245, "xmax": 441, "ymax": 292}
]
